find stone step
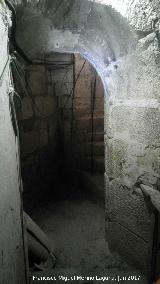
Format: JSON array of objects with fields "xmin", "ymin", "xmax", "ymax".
[
  {"xmin": 76, "ymin": 116, "xmax": 104, "ymax": 131},
  {"xmin": 87, "ymin": 131, "xmax": 104, "ymax": 142},
  {"xmin": 76, "ymin": 156, "xmax": 104, "ymax": 173},
  {"xmin": 85, "ymin": 142, "xmax": 104, "ymax": 156}
]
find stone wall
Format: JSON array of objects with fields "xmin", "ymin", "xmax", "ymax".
[
  {"xmin": 15, "ymin": 59, "xmax": 60, "ymax": 206},
  {"xmin": 58, "ymin": 54, "xmax": 104, "ymax": 174},
  {"xmin": 105, "ymin": 37, "xmax": 160, "ymax": 274},
  {"xmin": 18, "ymin": 66, "xmax": 57, "ymax": 169},
  {"xmin": 0, "ymin": 2, "xmax": 26, "ymax": 283}
]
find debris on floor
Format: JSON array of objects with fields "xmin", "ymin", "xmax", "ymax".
[
  {"xmin": 25, "ymin": 212, "xmax": 57, "ymax": 271},
  {"xmin": 28, "ymin": 186, "xmax": 147, "ymax": 283}
]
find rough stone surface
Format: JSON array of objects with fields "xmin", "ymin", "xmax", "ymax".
[
  {"xmin": 106, "ymin": 46, "xmax": 160, "ymax": 273},
  {"xmin": 108, "ymin": 179, "xmax": 154, "ymax": 242},
  {"xmin": 16, "ymin": 0, "xmax": 136, "ymax": 73},
  {"xmin": 107, "ymin": 221, "xmax": 150, "ymax": 274},
  {"xmin": 89, "ymin": 0, "xmax": 160, "ymax": 32}
]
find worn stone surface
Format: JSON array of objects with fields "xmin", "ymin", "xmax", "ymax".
[
  {"xmin": 107, "ymin": 52, "xmax": 160, "ymax": 101},
  {"xmin": 16, "ymin": 0, "xmax": 136, "ymax": 72},
  {"xmin": 107, "ymin": 221, "xmax": 151, "ymax": 273},
  {"xmin": 108, "ymin": 179, "xmax": 154, "ymax": 242},
  {"xmin": 89, "ymin": 0, "xmax": 160, "ymax": 33},
  {"xmin": 106, "ymin": 46, "xmax": 160, "ymax": 272}
]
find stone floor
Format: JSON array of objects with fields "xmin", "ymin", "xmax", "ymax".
[{"xmin": 28, "ymin": 184, "xmax": 147, "ymax": 284}]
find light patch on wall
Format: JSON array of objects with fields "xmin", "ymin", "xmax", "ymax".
[
  {"xmin": 48, "ymin": 29, "xmax": 80, "ymax": 50},
  {"xmin": 88, "ymin": 0, "xmax": 128, "ymax": 17}
]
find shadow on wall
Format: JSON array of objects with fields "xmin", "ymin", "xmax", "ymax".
[{"xmin": 13, "ymin": 51, "xmax": 105, "ymax": 211}]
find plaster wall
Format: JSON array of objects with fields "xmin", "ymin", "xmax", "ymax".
[{"xmin": 0, "ymin": 3, "xmax": 26, "ymax": 283}]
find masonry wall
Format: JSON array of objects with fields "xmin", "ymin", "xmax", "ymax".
[
  {"xmin": 62, "ymin": 54, "xmax": 104, "ymax": 174},
  {"xmin": 105, "ymin": 42, "xmax": 160, "ymax": 274},
  {"xmin": 0, "ymin": 3, "xmax": 26, "ymax": 283},
  {"xmin": 19, "ymin": 53, "xmax": 104, "ymax": 177},
  {"xmin": 15, "ymin": 61, "xmax": 59, "ymax": 206}
]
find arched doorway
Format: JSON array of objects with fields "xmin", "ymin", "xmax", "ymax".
[
  {"xmin": 2, "ymin": 0, "xmax": 160, "ymax": 282},
  {"xmin": 14, "ymin": 49, "xmax": 106, "ymax": 276},
  {"xmin": 14, "ymin": 49, "xmax": 144, "ymax": 282}
]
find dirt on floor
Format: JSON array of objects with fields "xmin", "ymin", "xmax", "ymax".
[{"xmin": 28, "ymin": 184, "xmax": 147, "ymax": 284}]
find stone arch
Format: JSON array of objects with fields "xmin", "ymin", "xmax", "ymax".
[
  {"xmin": 14, "ymin": 0, "xmax": 160, "ymax": 276},
  {"xmin": 15, "ymin": 0, "xmax": 136, "ymax": 72}
]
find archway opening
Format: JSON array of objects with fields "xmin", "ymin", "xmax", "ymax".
[
  {"xmin": 5, "ymin": 0, "xmax": 157, "ymax": 282},
  {"xmin": 12, "ymin": 49, "xmax": 138, "ymax": 280},
  {"xmin": 15, "ymin": 50, "xmax": 106, "ymax": 273}
]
